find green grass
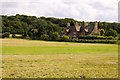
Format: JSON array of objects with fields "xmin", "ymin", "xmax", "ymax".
[
  {"xmin": 2, "ymin": 38, "xmax": 118, "ymax": 55},
  {"xmin": 2, "ymin": 45, "xmax": 117, "ymax": 55},
  {"xmin": 1, "ymin": 38, "xmax": 118, "ymax": 78}
]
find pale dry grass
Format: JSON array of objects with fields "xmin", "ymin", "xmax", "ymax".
[{"xmin": 2, "ymin": 54, "xmax": 118, "ymax": 78}]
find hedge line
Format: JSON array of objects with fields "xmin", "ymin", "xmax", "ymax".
[
  {"xmin": 59, "ymin": 39, "xmax": 117, "ymax": 44},
  {"xmin": 1, "ymin": 33, "xmax": 118, "ymax": 44},
  {"xmin": 78, "ymin": 35, "xmax": 113, "ymax": 40}
]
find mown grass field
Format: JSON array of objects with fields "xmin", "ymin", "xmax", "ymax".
[{"xmin": 1, "ymin": 38, "xmax": 118, "ymax": 78}]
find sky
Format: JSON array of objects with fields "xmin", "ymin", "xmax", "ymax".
[{"xmin": 0, "ymin": 0, "xmax": 119, "ymax": 22}]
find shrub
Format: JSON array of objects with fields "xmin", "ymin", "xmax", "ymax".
[
  {"xmin": 77, "ymin": 39, "xmax": 117, "ymax": 44},
  {"xmin": 105, "ymin": 28, "xmax": 118, "ymax": 38},
  {"xmin": 100, "ymin": 29, "xmax": 105, "ymax": 36},
  {"xmin": 0, "ymin": 33, "xmax": 2, "ymax": 38},
  {"xmin": 22, "ymin": 32, "xmax": 27, "ymax": 38},
  {"xmin": 40, "ymin": 34, "xmax": 49, "ymax": 40},
  {"xmin": 2, "ymin": 32, "xmax": 10, "ymax": 38},
  {"xmin": 49, "ymin": 32, "xmax": 59, "ymax": 41},
  {"xmin": 78, "ymin": 35, "xmax": 113, "ymax": 40},
  {"xmin": 72, "ymin": 39, "xmax": 117, "ymax": 44},
  {"xmin": 60, "ymin": 38, "xmax": 117, "ymax": 44},
  {"xmin": 12, "ymin": 34, "xmax": 16, "ymax": 38},
  {"xmin": 118, "ymin": 35, "xmax": 120, "ymax": 40},
  {"xmin": 60, "ymin": 35, "xmax": 69, "ymax": 41}
]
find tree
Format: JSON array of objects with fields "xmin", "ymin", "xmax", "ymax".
[
  {"xmin": 22, "ymin": 31, "xmax": 27, "ymax": 38},
  {"xmin": 105, "ymin": 28, "xmax": 118, "ymax": 37},
  {"xmin": 40, "ymin": 34, "xmax": 49, "ymax": 40},
  {"xmin": 12, "ymin": 34, "xmax": 16, "ymax": 38},
  {"xmin": 100, "ymin": 29, "xmax": 105, "ymax": 36},
  {"xmin": 2, "ymin": 14, "xmax": 120, "ymax": 41},
  {"xmin": 49, "ymin": 32, "xmax": 59, "ymax": 40},
  {"xmin": 2, "ymin": 32, "xmax": 10, "ymax": 38},
  {"xmin": 38, "ymin": 26, "xmax": 46, "ymax": 36},
  {"xmin": 28, "ymin": 29, "xmax": 38, "ymax": 40},
  {"xmin": 70, "ymin": 21, "xmax": 75, "ymax": 26}
]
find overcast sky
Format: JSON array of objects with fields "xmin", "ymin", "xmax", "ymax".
[{"xmin": 0, "ymin": 0, "xmax": 119, "ymax": 22}]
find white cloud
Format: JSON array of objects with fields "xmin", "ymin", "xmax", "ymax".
[{"xmin": 0, "ymin": 0, "xmax": 119, "ymax": 22}]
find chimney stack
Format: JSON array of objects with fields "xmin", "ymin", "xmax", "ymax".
[
  {"xmin": 67, "ymin": 22, "xmax": 70, "ymax": 27},
  {"xmin": 94, "ymin": 21, "xmax": 99, "ymax": 34},
  {"xmin": 83, "ymin": 22, "xmax": 88, "ymax": 27}
]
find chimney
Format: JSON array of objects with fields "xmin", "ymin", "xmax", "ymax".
[
  {"xmin": 91, "ymin": 21, "xmax": 99, "ymax": 35},
  {"xmin": 94, "ymin": 21, "xmax": 99, "ymax": 33},
  {"xmin": 75, "ymin": 22, "xmax": 80, "ymax": 31},
  {"xmin": 83, "ymin": 22, "xmax": 88, "ymax": 27},
  {"xmin": 75, "ymin": 22, "xmax": 79, "ymax": 26},
  {"xmin": 67, "ymin": 22, "xmax": 70, "ymax": 27}
]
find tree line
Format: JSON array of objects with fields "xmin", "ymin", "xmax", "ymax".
[{"xmin": 1, "ymin": 14, "xmax": 120, "ymax": 41}]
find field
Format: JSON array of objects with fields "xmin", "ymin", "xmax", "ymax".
[{"xmin": 1, "ymin": 38, "xmax": 118, "ymax": 78}]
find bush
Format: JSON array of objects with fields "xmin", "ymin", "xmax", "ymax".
[
  {"xmin": 78, "ymin": 39, "xmax": 117, "ymax": 44},
  {"xmin": 40, "ymin": 34, "xmax": 49, "ymax": 40},
  {"xmin": 105, "ymin": 28, "xmax": 118, "ymax": 38},
  {"xmin": 68, "ymin": 39, "xmax": 117, "ymax": 44},
  {"xmin": 59, "ymin": 35, "xmax": 117, "ymax": 44},
  {"xmin": 60, "ymin": 35, "xmax": 69, "ymax": 41},
  {"xmin": 2, "ymin": 32, "xmax": 10, "ymax": 38},
  {"xmin": 12, "ymin": 34, "xmax": 15, "ymax": 38},
  {"xmin": 22, "ymin": 32, "xmax": 27, "ymax": 38},
  {"xmin": 100, "ymin": 29, "xmax": 105, "ymax": 36},
  {"xmin": 0, "ymin": 33, "xmax": 2, "ymax": 38},
  {"xmin": 60, "ymin": 38, "xmax": 117, "ymax": 44},
  {"xmin": 49, "ymin": 32, "xmax": 59, "ymax": 41},
  {"xmin": 118, "ymin": 35, "xmax": 120, "ymax": 40},
  {"xmin": 78, "ymin": 35, "xmax": 113, "ymax": 40}
]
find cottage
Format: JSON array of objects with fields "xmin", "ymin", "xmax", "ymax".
[{"xmin": 62, "ymin": 22, "xmax": 100, "ymax": 38}]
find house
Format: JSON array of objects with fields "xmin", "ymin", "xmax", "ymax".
[{"xmin": 62, "ymin": 22, "xmax": 100, "ymax": 38}]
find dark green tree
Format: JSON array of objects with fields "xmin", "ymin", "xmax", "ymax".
[
  {"xmin": 100, "ymin": 29, "xmax": 105, "ymax": 36},
  {"xmin": 105, "ymin": 28, "xmax": 118, "ymax": 37},
  {"xmin": 49, "ymin": 32, "xmax": 59, "ymax": 40},
  {"xmin": 40, "ymin": 34, "xmax": 49, "ymax": 40}
]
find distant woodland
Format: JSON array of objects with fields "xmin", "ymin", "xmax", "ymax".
[{"xmin": 1, "ymin": 14, "xmax": 120, "ymax": 43}]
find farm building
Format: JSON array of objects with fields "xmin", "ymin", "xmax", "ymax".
[{"xmin": 62, "ymin": 22, "xmax": 100, "ymax": 38}]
